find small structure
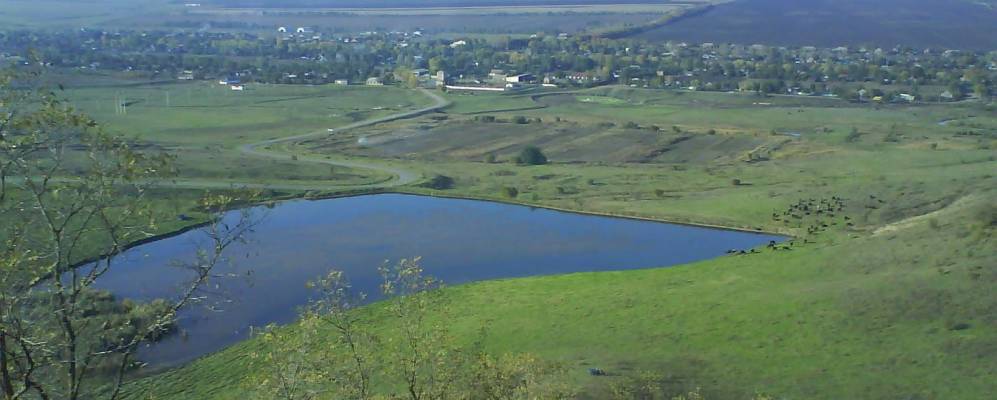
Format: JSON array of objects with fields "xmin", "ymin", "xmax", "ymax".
[
  {"xmin": 366, "ymin": 77, "xmax": 383, "ymax": 86},
  {"xmin": 506, "ymin": 74, "xmax": 535, "ymax": 84},
  {"xmin": 444, "ymin": 85, "xmax": 506, "ymax": 92},
  {"xmin": 230, "ymin": 85, "xmax": 245, "ymax": 91},
  {"xmin": 334, "ymin": 79, "xmax": 349, "ymax": 85},
  {"xmin": 939, "ymin": 90, "xmax": 955, "ymax": 101},
  {"xmin": 177, "ymin": 70, "xmax": 195, "ymax": 80},
  {"xmin": 898, "ymin": 93, "xmax": 916, "ymax": 102},
  {"xmin": 449, "ymin": 40, "xmax": 467, "ymax": 48}
]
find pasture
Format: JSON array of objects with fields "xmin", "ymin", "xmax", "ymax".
[
  {"xmin": 45, "ymin": 80, "xmax": 997, "ymax": 398},
  {"xmin": 59, "ymin": 81, "xmax": 432, "ymax": 185}
]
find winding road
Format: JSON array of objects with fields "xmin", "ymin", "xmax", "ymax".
[{"xmin": 150, "ymin": 88, "xmax": 450, "ymax": 191}]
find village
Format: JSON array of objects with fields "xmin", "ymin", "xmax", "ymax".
[{"xmin": 4, "ymin": 25, "xmax": 993, "ymax": 103}]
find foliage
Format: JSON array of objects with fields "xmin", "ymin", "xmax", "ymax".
[
  {"xmin": 3, "ymin": 27, "xmax": 994, "ymax": 98},
  {"xmin": 0, "ymin": 68, "xmax": 257, "ymax": 400},
  {"xmin": 515, "ymin": 146, "xmax": 548, "ymax": 166},
  {"xmin": 418, "ymin": 175, "xmax": 455, "ymax": 190},
  {"xmin": 251, "ymin": 259, "xmax": 571, "ymax": 399}
]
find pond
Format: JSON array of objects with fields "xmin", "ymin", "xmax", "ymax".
[{"xmin": 94, "ymin": 194, "xmax": 784, "ymax": 367}]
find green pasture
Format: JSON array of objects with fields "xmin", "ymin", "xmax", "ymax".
[
  {"xmin": 64, "ymin": 82, "xmax": 433, "ymax": 146},
  {"xmin": 46, "ymin": 80, "xmax": 997, "ymax": 399}
]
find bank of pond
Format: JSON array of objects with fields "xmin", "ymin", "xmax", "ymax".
[{"xmin": 93, "ymin": 193, "xmax": 783, "ymax": 366}]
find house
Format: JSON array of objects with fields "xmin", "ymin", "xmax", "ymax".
[
  {"xmin": 366, "ymin": 77, "xmax": 383, "ymax": 86},
  {"xmin": 506, "ymin": 74, "xmax": 535, "ymax": 84},
  {"xmin": 411, "ymin": 68, "xmax": 430, "ymax": 77},
  {"xmin": 939, "ymin": 90, "xmax": 955, "ymax": 101},
  {"xmin": 567, "ymin": 73, "xmax": 594, "ymax": 83},
  {"xmin": 177, "ymin": 70, "xmax": 195, "ymax": 80},
  {"xmin": 449, "ymin": 40, "xmax": 467, "ymax": 48},
  {"xmin": 433, "ymin": 71, "xmax": 447, "ymax": 86},
  {"xmin": 334, "ymin": 79, "xmax": 349, "ymax": 85}
]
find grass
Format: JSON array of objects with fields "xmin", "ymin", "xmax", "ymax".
[
  {"xmin": 110, "ymin": 84, "xmax": 997, "ymax": 398},
  {"xmin": 59, "ymin": 81, "xmax": 431, "ymax": 184}
]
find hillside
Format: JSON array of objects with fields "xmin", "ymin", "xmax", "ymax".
[{"xmin": 631, "ymin": 0, "xmax": 997, "ymax": 50}]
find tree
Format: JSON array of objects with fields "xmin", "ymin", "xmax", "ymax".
[
  {"xmin": 419, "ymin": 175, "xmax": 455, "ymax": 190},
  {"xmin": 253, "ymin": 259, "xmax": 572, "ymax": 400},
  {"xmin": 1, "ymin": 69, "xmax": 256, "ymax": 400},
  {"xmin": 515, "ymin": 146, "xmax": 548, "ymax": 166}
]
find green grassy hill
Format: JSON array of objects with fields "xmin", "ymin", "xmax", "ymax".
[{"xmin": 117, "ymin": 87, "xmax": 996, "ymax": 399}]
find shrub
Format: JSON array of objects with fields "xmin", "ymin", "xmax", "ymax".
[
  {"xmin": 623, "ymin": 121, "xmax": 639, "ymax": 129},
  {"xmin": 732, "ymin": 178, "xmax": 742, "ymax": 186},
  {"xmin": 420, "ymin": 175, "xmax": 455, "ymax": 190},
  {"xmin": 516, "ymin": 146, "xmax": 548, "ymax": 166},
  {"xmin": 500, "ymin": 186, "xmax": 519, "ymax": 198},
  {"xmin": 513, "ymin": 115, "xmax": 529, "ymax": 124},
  {"xmin": 846, "ymin": 127, "xmax": 862, "ymax": 142},
  {"xmin": 484, "ymin": 153, "xmax": 497, "ymax": 163}
]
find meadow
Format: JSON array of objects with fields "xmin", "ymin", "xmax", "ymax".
[
  {"xmin": 93, "ymin": 84, "xmax": 997, "ymax": 398},
  {"xmin": 60, "ymin": 81, "xmax": 431, "ymax": 185}
]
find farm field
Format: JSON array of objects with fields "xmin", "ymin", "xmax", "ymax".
[
  {"xmin": 631, "ymin": 0, "xmax": 997, "ymax": 50},
  {"xmin": 104, "ymin": 84, "xmax": 996, "ymax": 398},
  {"xmin": 0, "ymin": 0, "xmax": 176, "ymax": 29},
  {"xmin": 3, "ymin": 0, "xmax": 695, "ymax": 34}
]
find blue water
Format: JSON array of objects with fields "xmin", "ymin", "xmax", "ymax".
[{"xmin": 94, "ymin": 194, "xmax": 783, "ymax": 366}]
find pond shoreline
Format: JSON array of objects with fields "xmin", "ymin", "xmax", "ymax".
[{"xmin": 111, "ymin": 189, "xmax": 785, "ymax": 375}]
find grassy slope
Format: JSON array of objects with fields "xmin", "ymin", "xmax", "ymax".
[{"xmin": 121, "ymin": 87, "xmax": 996, "ymax": 398}]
